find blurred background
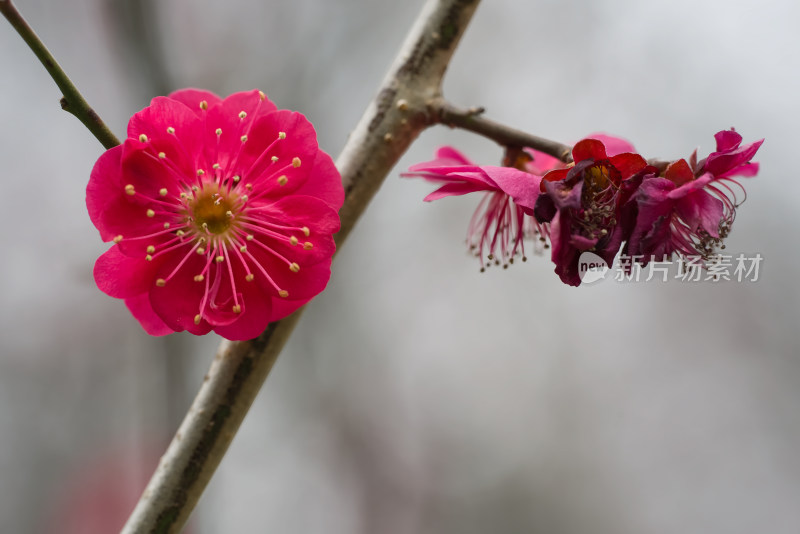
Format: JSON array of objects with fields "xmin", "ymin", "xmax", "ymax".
[{"xmin": 1, "ymin": 0, "xmax": 798, "ymax": 532}]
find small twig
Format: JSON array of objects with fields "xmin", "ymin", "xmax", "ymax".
[
  {"xmin": 120, "ymin": 0, "xmax": 482, "ymax": 532},
  {"xmin": 433, "ymin": 100, "xmax": 573, "ymax": 163},
  {"xmin": 0, "ymin": 0, "xmax": 120, "ymax": 149}
]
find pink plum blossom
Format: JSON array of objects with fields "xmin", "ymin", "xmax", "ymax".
[
  {"xmin": 406, "ymin": 129, "xmax": 761, "ymax": 287},
  {"xmin": 624, "ymin": 129, "xmax": 763, "ymax": 263},
  {"xmin": 87, "ymin": 89, "xmax": 343, "ymax": 340},
  {"xmin": 404, "ymin": 146, "xmax": 548, "ymax": 269},
  {"xmin": 405, "ymin": 135, "xmax": 637, "ymax": 278}
]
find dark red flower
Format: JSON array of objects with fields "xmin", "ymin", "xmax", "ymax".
[{"xmin": 535, "ymin": 138, "xmax": 648, "ymax": 286}]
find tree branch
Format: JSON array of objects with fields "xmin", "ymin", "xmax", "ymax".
[
  {"xmin": 0, "ymin": 0, "xmax": 120, "ymax": 149},
  {"xmin": 433, "ymin": 100, "xmax": 573, "ymax": 162},
  {"xmin": 120, "ymin": 0, "xmax": 482, "ymax": 532}
]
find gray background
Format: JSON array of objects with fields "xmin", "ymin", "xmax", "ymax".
[{"xmin": 1, "ymin": 0, "xmax": 798, "ymax": 532}]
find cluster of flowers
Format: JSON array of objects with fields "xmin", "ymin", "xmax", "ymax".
[
  {"xmin": 87, "ymin": 86, "xmax": 761, "ymax": 339},
  {"xmin": 87, "ymin": 89, "xmax": 344, "ymax": 340},
  {"xmin": 405, "ymin": 130, "xmax": 762, "ymax": 286}
]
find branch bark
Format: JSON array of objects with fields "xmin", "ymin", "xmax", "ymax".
[
  {"xmin": 120, "ymin": 1, "xmax": 482, "ymax": 532},
  {"xmin": 0, "ymin": 0, "xmax": 120, "ymax": 149},
  {"xmin": 433, "ymin": 100, "xmax": 573, "ymax": 162}
]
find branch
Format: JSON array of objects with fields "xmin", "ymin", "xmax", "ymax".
[
  {"xmin": 120, "ymin": 0, "xmax": 482, "ymax": 532},
  {"xmin": 0, "ymin": 0, "xmax": 120, "ymax": 149},
  {"xmin": 433, "ymin": 100, "xmax": 573, "ymax": 162}
]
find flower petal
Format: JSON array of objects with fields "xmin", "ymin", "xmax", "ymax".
[
  {"xmin": 291, "ymin": 149, "xmax": 344, "ymax": 211},
  {"xmin": 127, "ymin": 97, "xmax": 206, "ymax": 173},
  {"xmin": 125, "ymin": 293, "xmax": 174, "ymax": 336},
  {"xmin": 482, "ymin": 166, "xmax": 541, "ymax": 211},
  {"xmin": 584, "ymin": 133, "xmax": 636, "ymax": 156},
  {"xmin": 432, "ymin": 146, "xmax": 474, "ymax": 165},
  {"xmin": 87, "ymin": 146, "xmax": 124, "ymax": 241},
  {"xmin": 211, "ymin": 280, "xmax": 273, "ymax": 340},
  {"xmin": 664, "ymin": 159, "xmax": 694, "ymax": 187},
  {"xmin": 714, "ymin": 129, "xmax": 742, "ymax": 152},
  {"xmin": 119, "ymin": 139, "xmax": 182, "ymax": 199},
  {"xmin": 609, "ymin": 152, "xmax": 648, "ymax": 180},
  {"xmin": 234, "ymin": 110, "xmax": 319, "ymax": 197},
  {"xmin": 249, "ymin": 244, "xmax": 332, "ymax": 301},
  {"xmin": 423, "ymin": 181, "xmax": 496, "ymax": 201},
  {"xmin": 674, "ymin": 190, "xmax": 724, "ymax": 237},
  {"xmin": 572, "ymin": 138, "xmax": 608, "ymax": 163},
  {"xmin": 704, "ymin": 138, "xmax": 764, "ymax": 177},
  {"xmin": 149, "ymin": 251, "xmax": 213, "ymax": 335},
  {"xmin": 247, "ymin": 195, "xmax": 339, "ymax": 266},
  {"xmin": 94, "ymin": 246, "xmax": 162, "ymax": 299},
  {"xmin": 266, "ymin": 297, "xmax": 308, "ymax": 323},
  {"xmin": 539, "ymin": 168, "xmax": 570, "ymax": 191},
  {"xmin": 99, "ymin": 194, "xmax": 170, "ymax": 249},
  {"xmin": 524, "ymin": 148, "xmax": 562, "ymax": 175},
  {"xmin": 214, "ymin": 89, "xmax": 278, "ymax": 123},
  {"xmin": 167, "ymin": 89, "xmax": 223, "ymax": 115},
  {"xmin": 720, "ymin": 161, "xmax": 759, "ymax": 179},
  {"xmin": 626, "ymin": 177, "xmax": 675, "ymax": 258}
]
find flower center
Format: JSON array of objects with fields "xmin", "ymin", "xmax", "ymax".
[
  {"xmin": 190, "ymin": 186, "xmax": 236, "ymax": 235},
  {"xmin": 583, "ymin": 164, "xmax": 614, "ymax": 195},
  {"xmin": 577, "ymin": 163, "xmax": 620, "ymax": 241}
]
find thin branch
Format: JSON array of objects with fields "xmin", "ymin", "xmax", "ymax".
[
  {"xmin": 120, "ymin": 0, "xmax": 482, "ymax": 532},
  {"xmin": 433, "ymin": 100, "xmax": 573, "ymax": 163},
  {"xmin": 0, "ymin": 0, "xmax": 120, "ymax": 149}
]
